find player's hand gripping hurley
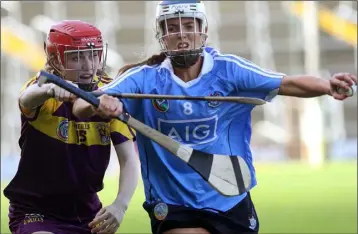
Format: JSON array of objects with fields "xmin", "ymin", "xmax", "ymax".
[{"xmin": 37, "ymin": 70, "xmax": 252, "ymax": 197}]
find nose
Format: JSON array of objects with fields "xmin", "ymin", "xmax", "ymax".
[
  {"xmin": 81, "ymin": 56, "xmax": 94, "ymax": 70},
  {"xmin": 177, "ymin": 31, "xmax": 188, "ymax": 40}
]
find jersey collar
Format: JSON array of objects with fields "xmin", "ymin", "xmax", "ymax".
[{"xmin": 159, "ymin": 47, "xmax": 214, "ymax": 88}]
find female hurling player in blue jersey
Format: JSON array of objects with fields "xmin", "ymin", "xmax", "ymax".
[{"xmin": 72, "ymin": 1, "xmax": 357, "ymax": 234}]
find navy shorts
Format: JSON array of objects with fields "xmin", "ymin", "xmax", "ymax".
[
  {"xmin": 9, "ymin": 213, "xmax": 92, "ymax": 234},
  {"xmin": 8, "ymin": 197, "xmax": 101, "ymax": 234},
  {"xmin": 143, "ymin": 192, "xmax": 259, "ymax": 234}
]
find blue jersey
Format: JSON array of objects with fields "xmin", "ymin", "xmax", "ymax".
[{"xmin": 100, "ymin": 47, "xmax": 285, "ymax": 211}]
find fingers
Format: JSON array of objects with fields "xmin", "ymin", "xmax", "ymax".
[
  {"xmin": 95, "ymin": 208, "xmax": 106, "ymax": 217},
  {"xmin": 97, "ymin": 94, "xmax": 123, "ymax": 118},
  {"xmin": 89, "ymin": 214, "xmax": 117, "ymax": 234},
  {"xmin": 330, "ymin": 73, "xmax": 357, "ymax": 100},
  {"xmin": 98, "ymin": 222, "xmax": 119, "ymax": 234},
  {"xmin": 89, "ymin": 212, "xmax": 109, "ymax": 229},
  {"xmin": 331, "ymin": 73, "xmax": 356, "ymax": 88},
  {"xmin": 48, "ymin": 81, "xmax": 78, "ymax": 102},
  {"xmin": 331, "ymin": 92, "xmax": 347, "ymax": 101}
]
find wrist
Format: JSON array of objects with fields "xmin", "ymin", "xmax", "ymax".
[
  {"xmin": 325, "ymin": 85, "xmax": 332, "ymax": 96},
  {"xmin": 112, "ymin": 198, "xmax": 128, "ymax": 212},
  {"xmin": 322, "ymin": 79, "xmax": 332, "ymax": 96}
]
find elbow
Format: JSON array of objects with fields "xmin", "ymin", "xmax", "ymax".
[{"xmin": 18, "ymin": 89, "xmax": 46, "ymax": 110}]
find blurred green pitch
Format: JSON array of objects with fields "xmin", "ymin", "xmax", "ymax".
[{"xmin": 1, "ymin": 162, "xmax": 357, "ymax": 233}]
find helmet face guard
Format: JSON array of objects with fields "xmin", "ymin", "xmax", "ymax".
[
  {"xmin": 155, "ymin": 1, "xmax": 208, "ymax": 68},
  {"xmin": 61, "ymin": 43, "xmax": 108, "ymax": 91},
  {"xmin": 44, "ymin": 20, "xmax": 108, "ymax": 91}
]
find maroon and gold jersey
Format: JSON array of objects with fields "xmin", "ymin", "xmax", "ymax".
[{"xmin": 4, "ymin": 74, "xmax": 135, "ymax": 220}]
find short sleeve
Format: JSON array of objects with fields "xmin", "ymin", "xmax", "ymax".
[
  {"xmin": 110, "ymin": 119, "xmax": 136, "ymax": 145},
  {"xmin": 229, "ymin": 56, "xmax": 285, "ymax": 102}
]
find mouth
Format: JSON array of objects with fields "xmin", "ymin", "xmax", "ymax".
[
  {"xmin": 79, "ymin": 74, "xmax": 93, "ymax": 80},
  {"xmin": 177, "ymin": 42, "xmax": 189, "ymax": 50}
]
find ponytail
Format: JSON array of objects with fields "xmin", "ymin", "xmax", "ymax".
[{"xmin": 117, "ymin": 52, "xmax": 167, "ymax": 77}]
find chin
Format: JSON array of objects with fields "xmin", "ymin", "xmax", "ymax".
[{"xmin": 78, "ymin": 79, "xmax": 92, "ymax": 84}]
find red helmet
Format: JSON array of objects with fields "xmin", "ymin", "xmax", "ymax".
[{"xmin": 44, "ymin": 20, "xmax": 108, "ymax": 90}]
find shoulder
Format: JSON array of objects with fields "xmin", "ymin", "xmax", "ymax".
[
  {"xmin": 206, "ymin": 47, "xmax": 285, "ymax": 77},
  {"xmin": 206, "ymin": 47, "xmax": 252, "ymax": 69},
  {"xmin": 121, "ymin": 64, "xmax": 159, "ymax": 77},
  {"xmin": 115, "ymin": 64, "xmax": 159, "ymax": 83}
]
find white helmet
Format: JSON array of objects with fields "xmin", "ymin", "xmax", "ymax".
[{"xmin": 155, "ymin": 1, "xmax": 208, "ymax": 68}]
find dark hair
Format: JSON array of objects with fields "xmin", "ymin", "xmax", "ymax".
[{"xmin": 117, "ymin": 52, "xmax": 167, "ymax": 76}]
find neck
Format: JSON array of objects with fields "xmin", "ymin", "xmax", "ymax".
[{"xmin": 173, "ymin": 57, "xmax": 203, "ymax": 83}]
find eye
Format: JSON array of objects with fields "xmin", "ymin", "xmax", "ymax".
[{"xmin": 167, "ymin": 27, "xmax": 175, "ymax": 33}]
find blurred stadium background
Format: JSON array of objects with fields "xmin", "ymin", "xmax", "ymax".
[{"xmin": 1, "ymin": 1, "xmax": 357, "ymax": 233}]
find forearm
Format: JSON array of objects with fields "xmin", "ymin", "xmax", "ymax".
[
  {"xmin": 278, "ymin": 75, "xmax": 331, "ymax": 97},
  {"xmin": 19, "ymin": 83, "xmax": 52, "ymax": 110},
  {"xmin": 72, "ymin": 98, "xmax": 97, "ymax": 118},
  {"xmin": 112, "ymin": 156, "xmax": 139, "ymax": 211},
  {"xmin": 72, "ymin": 90, "xmax": 106, "ymax": 118}
]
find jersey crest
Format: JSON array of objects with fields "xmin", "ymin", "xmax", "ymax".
[
  {"xmin": 152, "ymin": 99, "xmax": 170, "ymax": 113},
  {"xmin": 56, "ymin": 119, "xmax": 69, "ymax": 142},
  {"xmin": 207, "ymin": 91, "xmax": 224, "ymax": 108},
  {"xmin": 96, "ymin": 123, "xmax": 111, "ymax": 144}
]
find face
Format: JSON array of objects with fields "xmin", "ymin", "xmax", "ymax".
[
  {"xmin": 63, "ymin": 49, "xmax": 100, "ymax": 84},
  {"xmin": 161, "ymin": 17, "xmax": 206, "ymax": 52}
]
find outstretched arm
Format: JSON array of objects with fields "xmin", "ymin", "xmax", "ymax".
[
  {"xmin": 278, "ymin": 73, "xmax": 357, "ymax": 99},
  {"xmin": 230, "ymin": 56, "xmax": 356, "ymax": 102}
]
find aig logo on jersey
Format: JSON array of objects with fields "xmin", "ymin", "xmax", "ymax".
[
  {"xmin": 152, "ymin": 99, "xmax": 169, "ymax": 113},
  {"xmin": 208, "ymin": 91, "xmax": 223, "ymax": 108},
  {"xmin": 158, "ymin": 115, "xmax": 218, "ymax": 146}
]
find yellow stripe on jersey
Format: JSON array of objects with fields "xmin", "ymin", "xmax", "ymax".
[
  {"xmin": 20, "ymin": 73, "xmax": 136, "ymax": 145},
  {"xmin": 110, "ymin": 118, "xmax": 136, "ymax": 140},
  {"xmin": 30, "ymin": 116, "xmax": 114, "ymax": 146}
]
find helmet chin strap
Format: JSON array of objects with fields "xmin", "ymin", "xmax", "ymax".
[
  {"xmin": 74, "ymin": 72, "xmax": 100, "ymax": 91},
  {"xmin": 76, "ymin": 81, "xmax": 98, "ymax": 91},
  {"xmin": 168, "ymin": 48, "xmax": 203, "ymax": 68}
]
